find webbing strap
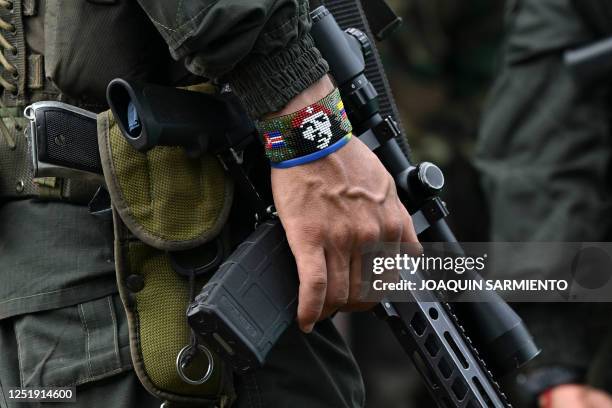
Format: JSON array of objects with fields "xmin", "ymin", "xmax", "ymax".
[
  {"xmin": 33, "ymin": 177, "xmax": 99, "ymax": 202},
  {"xmin": 78, "ymin": 296, "xmax": 123, "ymax": 379},
  {"xmin": 11, "ymin": 0, "xmax": 27, "ymax": 102},
  {"xmin": 0, "ymin": 0, "xmax": 78, "ymax": 108}
]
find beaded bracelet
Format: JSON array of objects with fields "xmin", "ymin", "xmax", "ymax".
[{"xmin": 256, "ymin": 88, "xmax": 353, "ymax": 168}]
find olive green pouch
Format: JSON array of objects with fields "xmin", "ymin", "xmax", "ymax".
[{"xmin": 97, "ymin": 108, "xmax": 235, "ymax": 407}]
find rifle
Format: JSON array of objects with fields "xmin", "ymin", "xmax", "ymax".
[{"xmin": 106, "ymin": 2, "xmax": 540, "ymax": 406}]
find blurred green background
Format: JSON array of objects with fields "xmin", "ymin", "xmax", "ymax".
[
  {"xmin": 380, "ymin": 0, "xmax": 504, "ymax": 241},
  {"xmin": 348, "ymin": 1, "xmax": 506, "ymax": 406}
]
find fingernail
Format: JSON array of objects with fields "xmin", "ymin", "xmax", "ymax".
[{"xmin": 303, "ymin": 323, "xmax": 314, "ymax": 333}]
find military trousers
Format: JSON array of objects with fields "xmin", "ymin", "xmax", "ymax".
[{"xmin": 0, "ymin": 292, "xmax": 365, "ymax": 408}]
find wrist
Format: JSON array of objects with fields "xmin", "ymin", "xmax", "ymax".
[{"xmin": 257, "ymin": 86, "xmax": 353, "ymax": 168}]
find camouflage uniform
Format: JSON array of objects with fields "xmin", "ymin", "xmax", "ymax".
[
  {"xmin": 0, "ymin": 1, "xmax": 364, "ymax": 407},
  {"xmin": 476, "ymin": 0, "xmax": 612, "ymax": 403}
]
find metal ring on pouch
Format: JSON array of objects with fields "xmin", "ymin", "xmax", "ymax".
[{"xmin": 175, "ymin": 344, "xmax": 215, "ymax": 385}]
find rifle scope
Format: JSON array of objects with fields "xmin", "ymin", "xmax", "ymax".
[{"xmin": 310, "ymin": 4, "xmax": 540, "ymax": 376}]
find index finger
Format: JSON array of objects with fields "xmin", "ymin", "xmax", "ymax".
[{"xmin": 289, "ymin": 241, "xmax": 328, "ymax": 333}]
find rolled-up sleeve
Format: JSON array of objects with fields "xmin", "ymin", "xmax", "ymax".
[{"xmin": 136, "ymin": 0, "xmax": 329, "ymax": 117}]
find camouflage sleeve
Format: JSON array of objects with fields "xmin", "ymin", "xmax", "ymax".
[{"xmin": 135, "ymin": 0, "xmax": 328, "ymax": 118}]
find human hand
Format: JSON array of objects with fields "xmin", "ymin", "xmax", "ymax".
[
  {"xmin": 539, "ymin": 385, "xmax": 612, "ymax": 408},
  {"xmin": 267, "ymin": 77, "xmax": 420, "ymax": 332}
]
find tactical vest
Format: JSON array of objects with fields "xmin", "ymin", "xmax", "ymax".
[
  {"xmin": 0, "ymin": 0, "xmax": 192, "ymax": 202},
  {"xmin": 0, "ymin": 1, "xmax": 235, "ymax": 406}
]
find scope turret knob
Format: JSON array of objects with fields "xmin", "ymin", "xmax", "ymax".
[
  {"xmin": 345, "ymin": 28, "xmax": 372, "ymax": 59},
  {"xmin": 409, "ymin": 162, "xmax": 445, "ymax": 196}
]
